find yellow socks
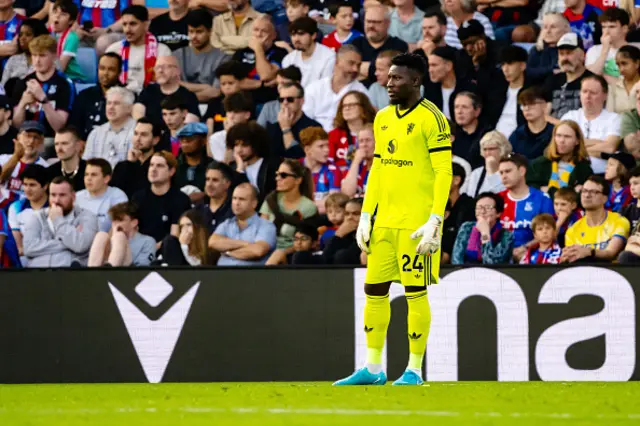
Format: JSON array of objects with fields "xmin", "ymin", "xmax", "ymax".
[
  {"xmin": 364, "ymin": 293, "xmax": 390, "ymax": 373},
  {"xmin": 406, "ymin": 290, "xmax": 431, "ymax": 372}
]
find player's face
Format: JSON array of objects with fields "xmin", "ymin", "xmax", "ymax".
[
  {"xmin": 306, "ymin": 139, "xmax": 329, "ymax": 164},
  {"xmin": 553, "ymin": 124, "xmax": 578, "ymax": 156},
  {"xmin": 475, "ymin": 196, "xmax": 498, "ymax": 224},
  {"xmin": 148, "ymin": 156, "xmax": 173, "ymax": 184},
  {"xmin": 31, "ymin": 51, "xmax": 55, "ymax": 73},
  {"xmin": 18, "ymin": 130, "xmax": 43, "ymax": 158},
  {"xmin": 84, "ymin": 165, "xmax": 109, "ymax": 194},
  {"xmin": 326, "ymin": 206, "xmax": 345, "ymax": 226},
  {"xmin": 344, "ymin": 201, "xmax": 362, "ymax": 225},
  {"xmin": 387, "ymin": 65, "xmax": 417, "ymax": 105},
  {"xmin": 422, "ymin": 16, "xmax": 444, "ymax": 44},
  {"xmin": 604, "ymin": 158, "xmax": 622, "ymax": 181},
  {"xmin": 427, "ymin": 54, "xmax": 448, "ymax": 83},
  {"xmin": 234, "ymin": 141, "xmax": 256, "ymax": 162},
  {"xmin": 122, "ymin": 15, "xmax": 146, "ymax": 44},
  {"xmin": 231, "ymin": 185, "xmax": 257, "ymax": 217},
  {"xmin": 188, "ymin": 25, "xmax": 211, "ymax": 50},
  {"xmin": 98, "ymin": 56, "xmax": 121, "ymax": 88},
  {"xmin": 630, "ymin": 176, "xmax": 640, "ymax": 199},
  {"xmin": 162, "ymin": 108, "xmax": 187, "ymax": 131},
  {"xmin": 133, "ymin": 123, "xmax": 157, "ymax": 152},
  {"xmin": 501, "ymin": 61, "xmax": 525, "ymax": 84},
  {"xmin": 291, "ymin": 31, "xmax": 313, "ymax": 52},
  {"xmin": 554, "ymin": 197, "xmax": 576, "ymax": 215},
  {"xmin": 293, "ymin": 231, "xmax": 313, "ymax": 251},
  {"xmin": 220, "ymin": 76, "xmax": 240, "ymax": 96},
  {"xmin": 341, "ymin": 94, "xmax": 362, "ymax": 122},
  {"xmin": 534, "ymin": 223, "xmax": 555, "ymax": 245},
  {"xmin": 498, "ymin": 161, "xmax": 525, "ymax": 189},
  {"xmin": 454, "ymin": 95, "xmax": 479, "ymax": 127},
  {"xmin": 580, "ymin": 79, "xmax": 606, "ymax": 111},
  {"xmin": 23, "ymin": 178, "xmax": 46, "ymax": 202},
  {"xmin": 581, "ymin": 180, "xmax": 607, "ymax": 211},
  {"xmin": 205, "ymin": 169, "xmax": 230, "ymax": 198},
  {"xmin": 335, "ymin": 6, "xmax": 354, "ymax": 31},
  {"xmin": 49, "ymin": 182, "xmax": 75, "ymax": 215}
]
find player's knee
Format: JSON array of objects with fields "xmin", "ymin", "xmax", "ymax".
[
  {"xmin": 365, "ymin": 283, "xmax": 392, "ymax": 296},
  {"xmin": 405, "ymin": 285, "xmax": 427, "ymax": 294}
]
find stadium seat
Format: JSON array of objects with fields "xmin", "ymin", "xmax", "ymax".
[
  {"xmin": 514, "ymin": 42, "xmax": 535, "ymax": 52},
  {"xmin": 77, "ymin": 47, "xmax": 98, "ymax": 84}
]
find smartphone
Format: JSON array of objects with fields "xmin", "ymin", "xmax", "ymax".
[{"xmin": 82, "ymin": 20, "xmax": 94, "ymax": 31}]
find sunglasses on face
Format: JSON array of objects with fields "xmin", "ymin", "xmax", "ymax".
[
  {"xmin": 279, "ymin": 96, "xmax": 300, "ymax": 103},
  {"xmin": 275, "ymin": 171, "xmax": 297, "ymax": 179}
]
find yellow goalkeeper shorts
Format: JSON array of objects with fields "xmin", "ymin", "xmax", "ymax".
[{"xmin": 365, "ymin": 227, "xmax": 440, "ymax": 286}]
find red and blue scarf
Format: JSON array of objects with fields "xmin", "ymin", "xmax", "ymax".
[{"xmin": 120, "ymin": 32, "xmax": 158, "ymax": 88}]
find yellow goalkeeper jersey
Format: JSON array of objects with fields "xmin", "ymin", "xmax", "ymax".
[{"xmin": 363, "ymin": 98, "xmax": 452, "ymax": 231}]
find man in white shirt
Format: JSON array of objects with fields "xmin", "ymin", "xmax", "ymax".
[
  {"xmin": 105, "ymin": 6, "xmax": 172, "ymax": 94},
  {"xmin": 208, "ymin": 91, "xmax": 253, "ymax": 162},
  {"xmin": 561, "ymin": 74, "xmax": 622, "ymax": 174},
  {"xmin": 281, "ymin": 16, "xmax": 336, "ymax": 88},
  {"xmin": 303, "ymin": 45, "xmax": 369, "ymax": 131},
  {"xmin": 75, "ymin": 158, "xmax": 129, "ymax": 232},
  {"xmin": 494, "ymin": 45, "xmax": 528, "ymax": 139},
  {"xmin": 585, "ymin": 8, "xmax": 629, "ymax": 83},
  {"xmin": 83, "ymin": 87, "xmax": 136, "ymax": 168}
]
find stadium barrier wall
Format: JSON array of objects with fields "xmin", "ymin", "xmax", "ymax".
[{"xmin": 0, "ymin": 265, "xmax": 638, "ymax": 383}]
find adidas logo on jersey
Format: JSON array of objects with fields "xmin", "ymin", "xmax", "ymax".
[{"xmin": 407, "ymin": 123, "xmax": 415, "ymax": 135}]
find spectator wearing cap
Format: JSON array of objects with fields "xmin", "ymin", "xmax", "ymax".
[
  {"xmin": 452, "ymin": 91, "xmax": 488, "ymax": 169},
  {"xmin": 561, "ymin": 175, "xmax": 629, "ymax": 263},
  {"xmin": 211, "ymin": 0, "xmax": 262, "ymax": 55},
  {"xmin": 560, "ymin": 74, "xmax": 622, "ymax": 174},
  {"xmin": 620, "ymin": 88, "xmax": 640, "ymax": 159},
  {"xmin": 132, "ymin": 55, "xmax": 201, "ymax": 125},
  {"xmin": 47, "ymin": 126, "xmax": 86, "ymax": 191},
  {"xmin": 510, "ymin": 86, "xmax": 555, "ymax": 160},
  {"xmin": 350, "ymin": 5, "xmax": 408, "ymax": 84},
  {"xmin": 69, "ymin": 53, "xmax": 123, "ymax": 140},
  {"xmin": 498, "ymin": 153, "xmax": 554, "ymax": 261},
  {"xmin": 543, "ymin": 32, "xmax": 594, "ymax": 122},
  {"xmin": 208, "ymin": 92, "xmax": 253, "ymax": 163},
  {"xmin": 603, "ymin": 151, "xmax": 636, "ymax": 212},
  {"xmin": 563, "ymin": 0, "xmax": 602, "ymax": 51},
  {"xmin": 257, "ymin": 65, "xmax": 303, "ymax": 127},
  {"xmin": 491, "ymin": 45, "xmax": 530, "ymax": 138},
  {"xmin": 22, "ymin": 176, "xmax": 99, "ymax": 268},
  {"xmin": 282, "ymin": 17, "xmax": 336, "ymax": 88},
  {"xmin": 388, "ymin": 0, "xmax": 425, "ymax": 49},
  {"xmin": 0, "ymin": 95, "xmax": 18, "ymax": 155},
  {"xmin": 175, "ymin": 9, "xmax": 229, "ymax": 103},
  {"xmin": 209, "ymin": 182, "xmax": 277, "ymax": 266},
  {"xmin": 442, "ymin": 0, "xmax": 495, "ymax": 49},
  {"xmin": 83, "ymin": 87, "xmax": 136, "ymax": 169},
  {"xmin": 457, "ymin": 20, "xmax": 504, "ymax": 105},
  {"xmin": 111, "ymin": 118, "xmax": 162, "ymax": 198},
  {"xmin": 303, "ymin": 45, "xmax": 369, "ymax": 132},
  {"xmin": 174, "ymin": 122, "xmax": 213, "ymax": 203},
  {"xmin": 442, "ymin": 162, "xmax": 476, "ymax": 263},
  {"xmin": 0, "ymin": 121, "xmax": 48, "ymax": 200},
  {"xmin": 12, "ymin": 35, "xmax": 75, "ymax": 147},
  {"xmin": 423, "ymin": 46, "xmax": 477, "ymax": 120},
  {"xmin": 196, "ymin": 162, "xmax": 235, "ymax": 235},
  {"xmin": 266, "ymin": 82, "xmax": 322, "ymax": 159}
]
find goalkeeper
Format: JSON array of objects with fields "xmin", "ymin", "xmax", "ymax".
[{"xmin": 334, "ymin": 53, "xmax": 452, "ymax": 386}]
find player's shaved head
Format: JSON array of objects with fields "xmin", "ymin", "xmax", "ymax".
[
  {"xmin": 390, "ymin": 53, "xmax": 427, "ymax": 80},
  {"xmin": 387, "ymin": 53, "xmax": 425, "ymax": 106}
]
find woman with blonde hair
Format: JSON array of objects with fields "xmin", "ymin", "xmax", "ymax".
[
  {"xmin": 526, "ymin": 120, "xmax": 594, "ymax": 198},
  {"xmin": 464, "ymin": 130, "xmax": 511, "ymax": 198},
  {"xmin": 527, "ymin": 13, "xmax": 571, "ymax": 84}
]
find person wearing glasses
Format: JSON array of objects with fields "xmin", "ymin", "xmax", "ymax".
[
  {"xmin": 561, "ymin": 175, "xmax": 630, "ymax": 263},
  {"xmin": 302, "ymin": 44, "xmax": 369, "ymax": 132},
  {"xmin": 83, "ymin": 87, "xmax": 136, "ymax": 168},
  {"xmin": 265, "ymin": 82, "xmax": 322, "ymax": 159},
  {"xmin": 509, "ymin": 86, "xmax": 554, "ymax": 160},
  {"xmin": 452, "ymin": 192, "xmax": 514, "ymax": 264},
  {"xmin": 560, "ymin": 74, "xmax": 622, "ymax": 174},
  {"xmin": 132, "ymin": 55, "xmax": 200, "ymax": 126},
  {"xmin": 260, "ymin": 158, "xmax": 318, "ymax": 265}
]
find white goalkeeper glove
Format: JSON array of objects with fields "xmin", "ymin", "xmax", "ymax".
[
  {"xmin": 356, "ymin": 212, "xmax": 372, "ymax": 254},
  {"xmin": 411, "ymin": 214, "xmax": 443, "ymax": 255}
]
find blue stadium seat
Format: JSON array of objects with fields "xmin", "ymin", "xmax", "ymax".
[
  {"xmin": 77, "ymin": 47, "xmax": 98, "ymax": 84},
  {"xmin": 514, "ymin": 42, "xmax": 535, "ymax": 52}
]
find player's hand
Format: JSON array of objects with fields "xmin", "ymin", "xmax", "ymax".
[
  {"xmin": 411, "ymin": 214, "xmax": 443, "ymax": 255},
  {"xmin": 356, "ymin": 212, "xmax": 372, "ymax": 254}
]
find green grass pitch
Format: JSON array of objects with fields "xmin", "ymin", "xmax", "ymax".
[{"xmin": 1, "ymin": 382, "xmax": 640, "ymax": 426}]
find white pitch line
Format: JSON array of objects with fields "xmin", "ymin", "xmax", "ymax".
[{"xmin": 1, "ymin": 407, "xmax": 640, "ymax": 420}]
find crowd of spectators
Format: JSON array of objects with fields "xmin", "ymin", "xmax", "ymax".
[{"xmin": 1, "ymin": 0, "xmax": 640, "ymax": 269}]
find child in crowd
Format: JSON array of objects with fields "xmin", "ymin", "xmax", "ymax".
[
  {"xmin": 553, "ymin": 187, "xmax": 583, "ymax": 247},
  {"xmin": 277, "ymin": 0, "xmax": 314, "ymax": 50},
  {"xmin": 520, "ymin": 213, "xmax": 562, "ymax": 264},
  {"xmin": 204, "ymin": 61, "xmax": 244, "ymax": 135},
  {"xmin": 320, "ymin": 192, "xmax": 348, "ymax": 249},
  {"xmin": 289, "ymin": 224, "xmax": 323, "ymax": 264},
  {"xmin": 321, "ymin": 3, "xmax": 362, "ymax": 52},
  {"xmin": 621, "ymin": 166, "xmax": 640, "ymax": 231},
  {"xmin": 50, "ymin": 0, "xmax": 85, "ymax": 82},
  {"xmin": 603, "ymin": 152, "xmax": 635, "ymax": 212}
]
